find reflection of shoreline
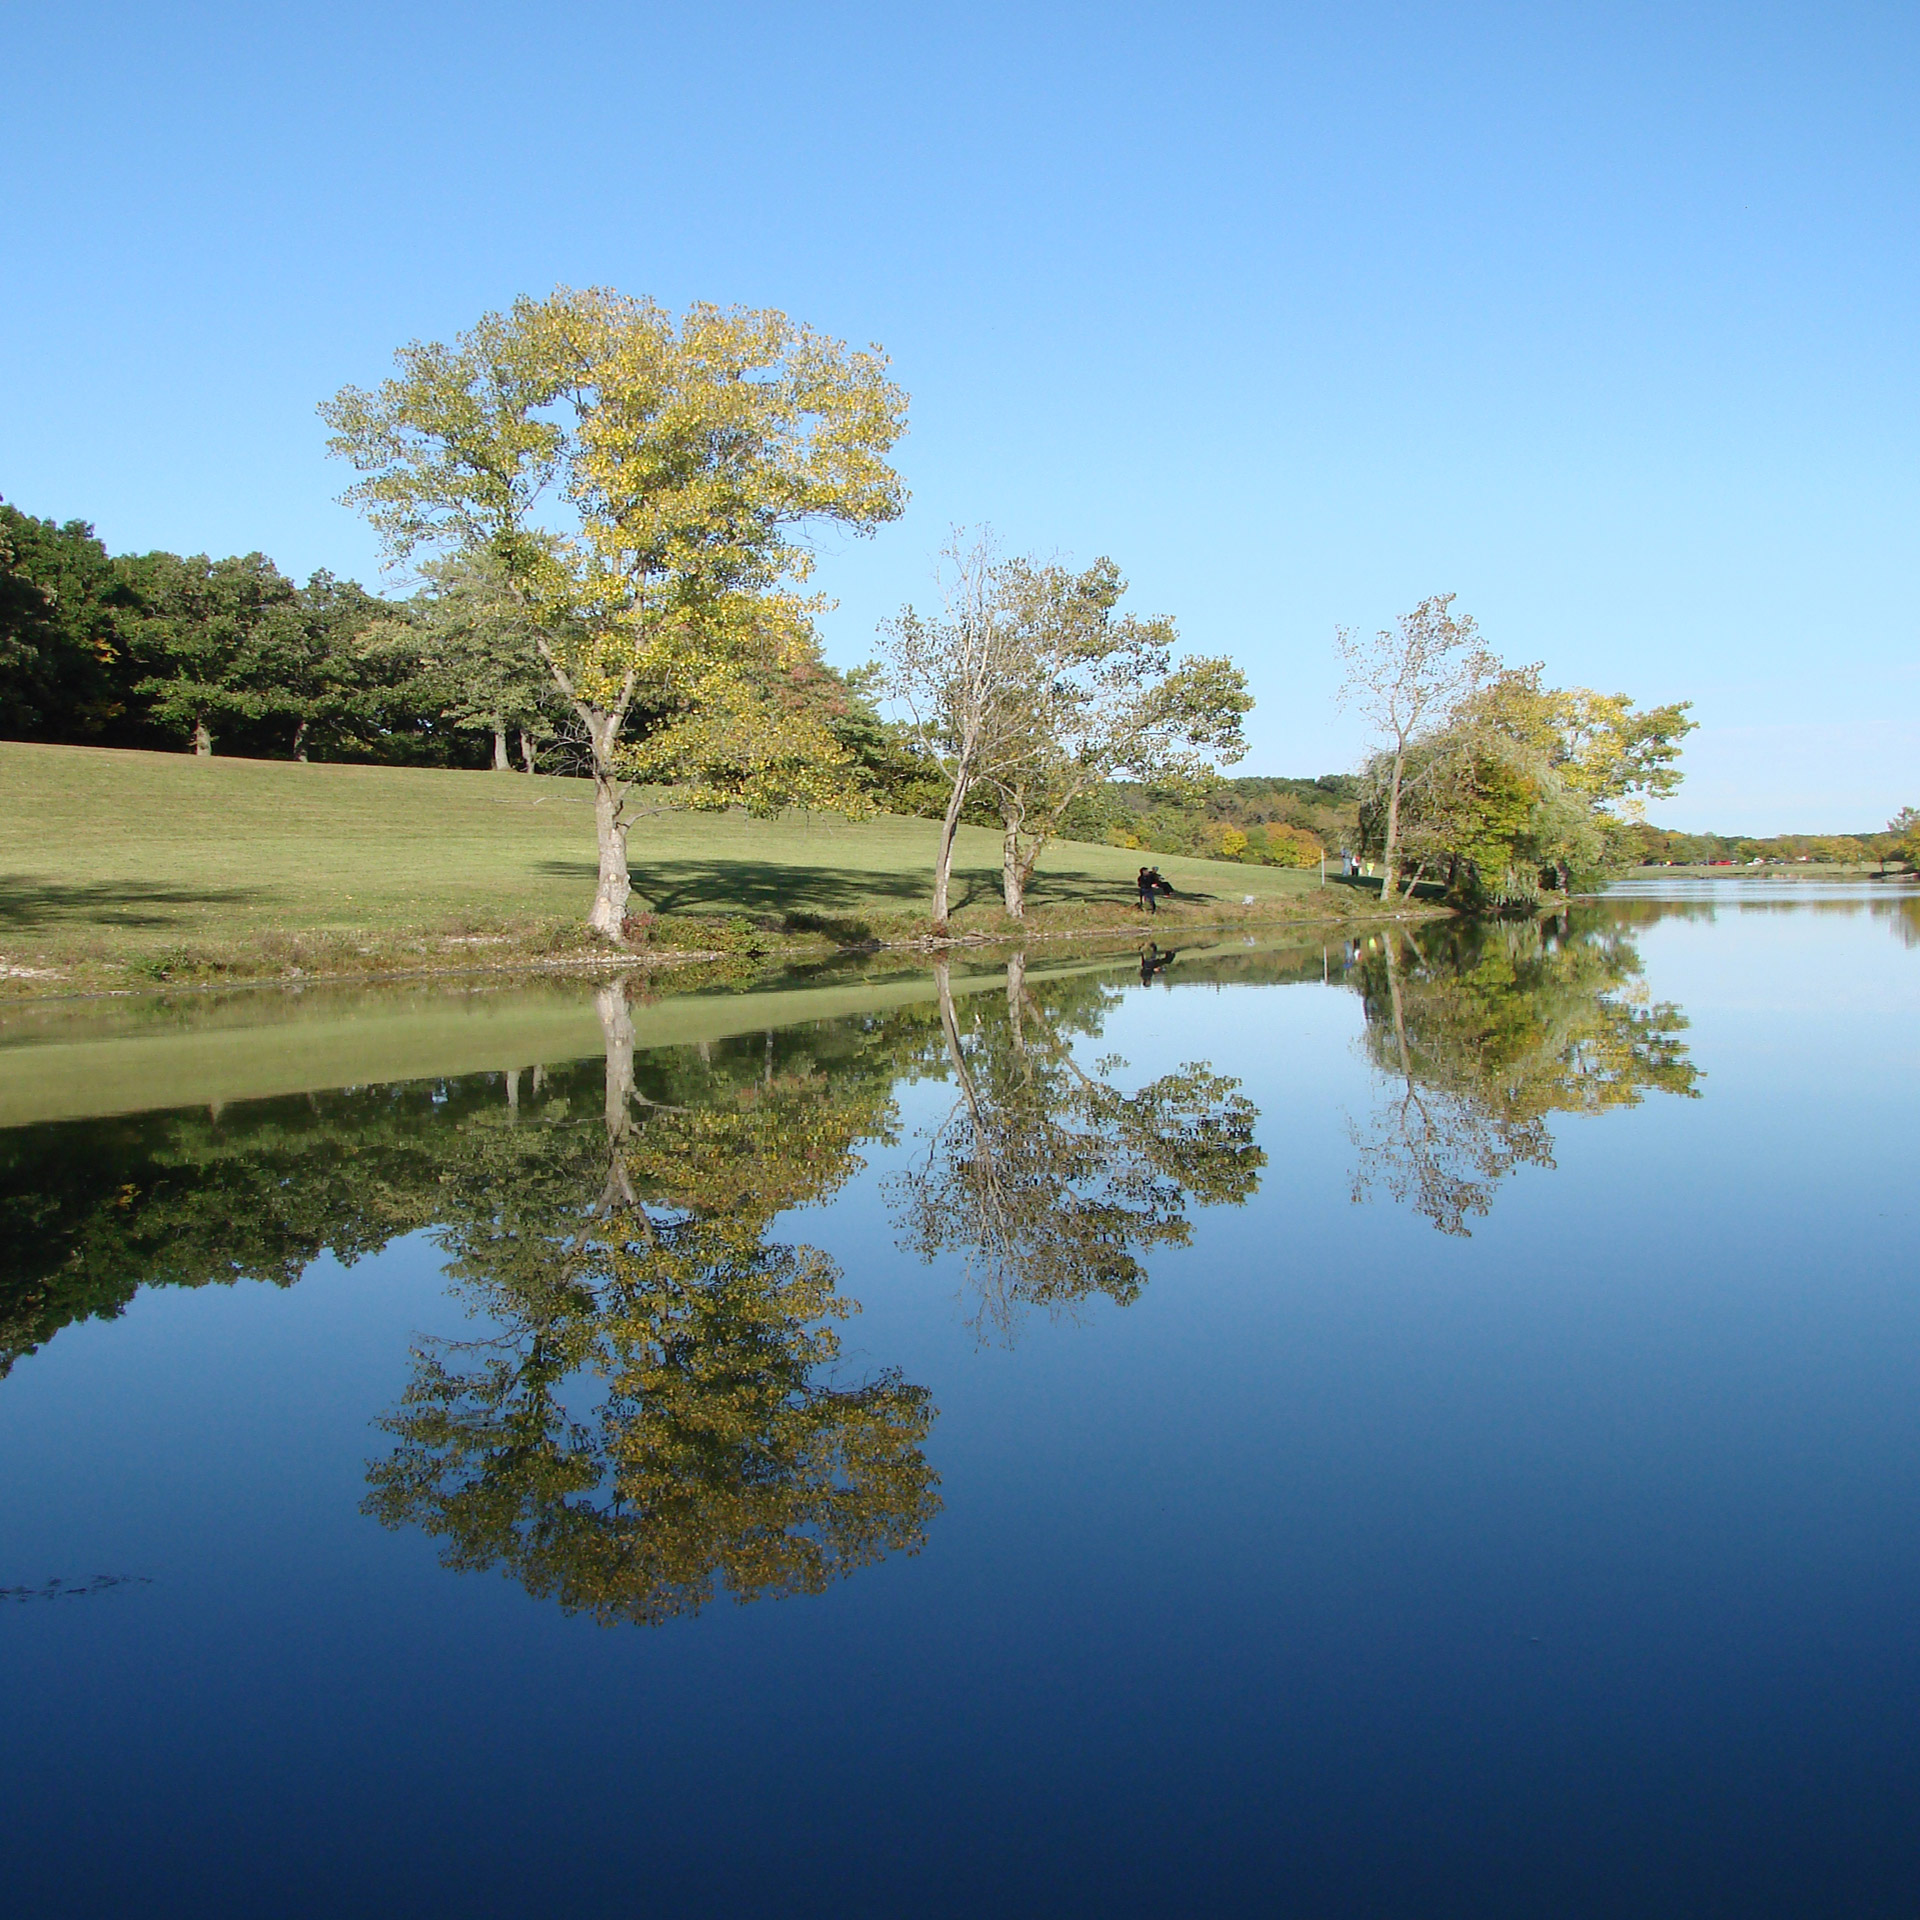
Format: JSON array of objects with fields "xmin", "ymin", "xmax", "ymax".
[
  {"xmin": 0, "ymin": 932, "xmax": 1323, "ymax": 1132},
  {"xmin": 1346, "ymin": 914, "xmax": 1700, "ymax": 1235},
  {"xmin": 1577, "ymin": 882, "xmax": 1920, "ymax": 949},
  {"xmin": 6, "ymin": 963, "xmax": 1271, "ymax": 1623}
]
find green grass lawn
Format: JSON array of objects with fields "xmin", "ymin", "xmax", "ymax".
[{"xmin": 0, "ymin": 742, "xmax": 1378, "ymax": 994}]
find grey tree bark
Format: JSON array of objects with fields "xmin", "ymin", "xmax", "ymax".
[
  {"xmin": 536, "ymin": 640, "xmax": 638, "ymax": 940},
  {"xmin": 1381, "ymin": 742, "xmax": 1407, "ymax": 903},
  {"xmin": 1000, "ymin": 818, "xmax": 1028, "ymax": 920},
  {"xmin": 931, "ymin": 772, "xmax": 971, "ymax": 928}
]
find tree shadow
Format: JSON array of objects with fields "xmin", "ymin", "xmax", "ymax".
[
  {"xmin": 0, "ymin": 877, "xmax": 265, "ymax": 931},
  {"xmin": 531, "ymin": 856, "xmax": 1231, "ymax": 917}
]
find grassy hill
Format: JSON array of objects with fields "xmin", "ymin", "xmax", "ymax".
[{"xmin": 0, "ymin": 743, "xmax": 1381, "ymax": 996}]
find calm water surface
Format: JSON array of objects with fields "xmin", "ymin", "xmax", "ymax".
[{"xmin": 3, "ymin": 885, "xmax": 1917, "ymax": 1917}]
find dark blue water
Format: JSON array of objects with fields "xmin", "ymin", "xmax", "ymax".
[{"xmin": 3, "ymin": 887, "xmax": 1916, "ymax": 1917}]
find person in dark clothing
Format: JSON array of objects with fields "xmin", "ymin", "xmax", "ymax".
[{"xmin": 1137, "ymin": 866, "xmax": 1158, "ymax": 913}]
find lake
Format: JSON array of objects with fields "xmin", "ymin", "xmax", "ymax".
[{"xmin": 3, "ymin": 882, "xmax": 1917, "ymax": 1917}]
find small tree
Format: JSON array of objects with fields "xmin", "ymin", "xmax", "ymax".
[
  {"xmin": 877, "ymin": 531, "xmax": 1025, "ymax": 926},
  {"xmin": 1356, "ymin": 661, "xmax": 1695, "ymax": 903},
  {"xmin": 323, "ymin": 288, "xmax": 908, "ymax": 936},
  {"xmin": 976, "ymin": 557, "xmax": 1250, "ymax": 918},
  {"xmin": 1336, "ymin": 594, "xmax": 1494, "ymax": 901},
  {"xmin": 1889, "ymin": 806, "xmax": 1919, "ymax": 869},
  {"xmin": 881, "ymin": 535, "xmax": 1250, "ymax": 923}
]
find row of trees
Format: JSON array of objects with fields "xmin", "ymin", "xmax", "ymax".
[
  {"xmin": 1338, "ymin": 594, "xmax": 1696, "ymax": 905},
  {"xmin": 20, "ymin": 284, "xmax": 1795, "ymax": 933},
  {"xmin": 318, "ymin": 289, "xmax": 1254, "ymax": 933},
  {"xmin": 0, "ymin": 507, "xmax": 438, "ymax": 762},
  {"xmin": 1628, "ymin": 814, "xmax": 1919, "ymax": 868}
]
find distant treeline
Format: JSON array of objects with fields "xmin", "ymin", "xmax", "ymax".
[
  {"xmin": 1060, "ymin": 775, "xmax": 1360, "ymax": 868},
  {"xmin": 1, "ymin": 499, "xmax": 461, "ymax": 763},
  {"xmin": 1625, "ymin": 823, "xmax": 1912, "ymax": 867},
  {"xmin": 0, "ymin": 493, "xmax": 1344, "ymax": 863},
  {"xmin": 0, "ymin": 495, "xmax": 908, "ymax": 780}
]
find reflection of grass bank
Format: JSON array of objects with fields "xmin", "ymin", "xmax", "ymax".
[
  {"xmin": 0, "ymin": 742, "xmax": 1430, "ymax": 999},
  {"xmin": 0, "ymin": 930, "xmax": 1329, "ymax": 1128}
]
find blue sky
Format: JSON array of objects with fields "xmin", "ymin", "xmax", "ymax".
[{"xmin": 6, "ymin": 0, "xmax": 1915, "ymax": 830}]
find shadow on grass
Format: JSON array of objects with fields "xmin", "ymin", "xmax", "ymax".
[
  {"xmin": 0, "ymin": 876, "xmax": 265, "ymax": 931},
  {"xmin": 531, "ymin": 857, "xmax": 1229, "ymax": 918}
]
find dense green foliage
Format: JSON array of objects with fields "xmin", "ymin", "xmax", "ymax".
[
  {"xmin": 1354, "ymin": 664, "xmax": 1699, "ymax": 906},
  {"xmin": 0, "ymin": 496, "xmax": 476, "ymax": 763},
  {"xmin": 0, "ymin": 491, "xmax": 915, "ymax": 778}
]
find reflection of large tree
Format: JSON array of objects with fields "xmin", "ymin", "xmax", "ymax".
[
  {"xmin": 365, "ymin": 987, "xmax": 941, "ymax": 1625},
  {"xmin": 894, "ymin": 957, "xmax": 1264, "ymax": 1340},
  {"xmin": 1349, "ymin": 916, "xmax": 1698, "ymax": 1234}
]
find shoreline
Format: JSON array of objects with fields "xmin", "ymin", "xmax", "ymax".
[{"xmin": 0, "ymin": 889, "xmax": 1449, "ymax": 1011}]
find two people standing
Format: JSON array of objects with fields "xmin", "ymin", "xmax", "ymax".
[{"xmin": 1136, "ymin": 866, "xmax": 1173, "ymax": 913}]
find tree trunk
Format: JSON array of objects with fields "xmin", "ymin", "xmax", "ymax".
[
  {"xmin": 292, "ymin": 720, "xmax": 309, "ymax": 762},
  {"xmin": 193, "ymin": 718, "xmax": 212, "ymax": 757},
  {"xmin": 1000, "ymin": 818, "xmax": 1027, "ymax": 920},
  {"xmin": 589, "ymin": 761, "xmax": 631, "ymax": 937},
  {"xmin": 1006, "ymin": 950, "xmax": 1028, "ymax": 1057},
  {"xmin": 492, "ymin": 726, "xmax": 510, "ymax": 771},
  {"xmin": 931, "ymin": 770, "xmax": 971, "ymax": 928},
  {"xmin": 1381, "ymin": 743, "xmax": 1406, "ymax": 902},
  {"xmin": 519, "ymin": 731, "xmax": 535, "ymax": 774},
  {"xmin": 580, "ymin": 709, "xmax": 630, "ymax": 939}
]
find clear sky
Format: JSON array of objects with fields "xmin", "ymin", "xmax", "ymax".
[{"xmin": 6, "ymin": 0, "xmax": 1915, "ymax": 831}]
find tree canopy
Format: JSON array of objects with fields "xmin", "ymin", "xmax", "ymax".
[
  {"xmin": 323, "ymin": 288, "xmax": 911, "ymax": 933},
  {"xmin": 1341, "ymin": 599, "xmax": 1696, "ymax": 906},
  {"xmin": 881, "ymin": 533, "xmax": 1250, "ymax": 921}
]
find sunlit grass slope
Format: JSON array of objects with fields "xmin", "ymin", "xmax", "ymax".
[{"xmin": 0, "ymin": 742, "xmax": 1323, "ymax": 960}]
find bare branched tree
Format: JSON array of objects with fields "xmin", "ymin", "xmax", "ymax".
[
  {"xmin": 880, "ymin": 533, "xmax": 1250, "ymax": 925},
  {"xmin": 1336, "ymin": 594, "xmax": 1495, "ymax": 902},
  {"xmin": 876, "ymin": 530, "xmax": 1033, "ymax": 926}
]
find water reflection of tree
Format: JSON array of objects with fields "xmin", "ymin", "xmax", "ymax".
[
  {"xmin": 365, "ymin": 985, "xmax": 941, "ymax": 1626},
  {"xmin": 0, "ymin": 1084, "xmax": 486, "ymax": 1375},
  {"xmin": 1349, "ymin": 916, "xmax": 1698, "ymax": 1235},
  {"xmin": 892, "ymin": 956, "xmax": 1265, "ymax": 1341}
]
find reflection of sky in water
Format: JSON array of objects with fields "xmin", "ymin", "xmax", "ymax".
[{"xmin": 2, "ymin": 894, "xmax": 1917, "ymax": 1916}]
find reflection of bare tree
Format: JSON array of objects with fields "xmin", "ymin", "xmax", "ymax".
[
  {"xmin": 366, "ymin": 987, "xmax": 939, "ymax": 1625},
  {"xmin": 1350, "ymin": 918, "xmax": 1698, "ymax": 1235},
  {"xmin": 894, "ymin": 960, "xmax": 1264, "ymax": 1341}
]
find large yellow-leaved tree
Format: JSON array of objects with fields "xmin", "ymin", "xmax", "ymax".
[{"xmin": 321, "ymin": 288, "xmax": 909, "ymax": 935}]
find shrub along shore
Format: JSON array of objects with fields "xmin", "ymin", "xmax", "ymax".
[{"xmin": 0, "ymin": 743, "xmax": 1436, "ymax": 1002}]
